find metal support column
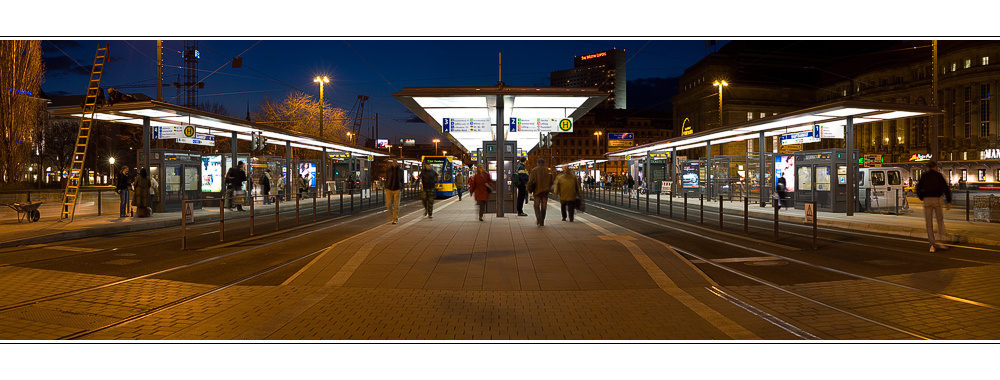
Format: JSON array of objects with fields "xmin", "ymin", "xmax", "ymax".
[
  {"xmin": 321, "ymin": 147, "xmax": 327, "ymax": 197},
  {"xmin": 495, "ymin": 94, "xmax": 506, "ymax": 217},
  {"xmin": 759, "ymin": 131, "xmax": 766, "ymax": 206},
  {"xmin": 846, "ymin": 116, "xmax": 855, "ymax": 216},
  {"xmin": 142, "ymin": 117, "xmax": 151, "ymax": 178},
  {"xmin": 705, "ymin": 140, "xmax": 712, "ymax": 199},
  {"xmin": 671, "ymin": 147, "xmax": 677, "ymax": 195},
  {"xmin": 285, "ymin": 141, "xmax": 292, "ymax": 202}
]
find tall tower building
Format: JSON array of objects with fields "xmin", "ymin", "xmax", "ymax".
[{"xmin": 550, "ymin": 48, "xmax": 626, "ymax": 109}]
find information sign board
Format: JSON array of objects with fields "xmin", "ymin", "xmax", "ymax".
[
  {"xmin": 153, "ymin": 125, "xmax": 196, "ymax": 139},
  {"xmin": 443, "ymin": 118, "xmax": 491, "ymax": 133},
  {"xmin": 781, "ymin": 130, "xmax": 820, "ymax": 145},
  {"xmin": 509, "ymin": 117, "xmax": 573, "ymax": 133},
  {"xmin": 819, "ymin": 124, "xmax": 844, "ymax": 139}
]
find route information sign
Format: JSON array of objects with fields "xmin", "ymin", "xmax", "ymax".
[
  {"xmin": 509, "ymin": 117, "xmax": 573, "ymax": 133},
  {"xmin": 443, "ymin": 118, "xmax": 491, "ymax": 133}
]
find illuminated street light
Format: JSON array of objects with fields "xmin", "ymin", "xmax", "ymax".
[
  {"xmin": 713, "ymin": 80, "xmax": 729, "ymax": 127},
  {"xmin": 433, "ymin": 139, "xmax": 440, "ymax": 155},
  {"xmin": 314, "ymin": 76, "xmax": 329, "ymax": 138}
]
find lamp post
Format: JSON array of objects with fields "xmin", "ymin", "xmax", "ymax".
[
  {"xmin": 713, "ymin": 80, "xmax": 729, "ymax": 128},
  {"xmin": 314, "ymin": 76, "xmax": 329, "ymax": 138},
  {"xmin": 594, "ymin": 131, "xmax": 604, "ymax": 183},
  {"xmin": 109, "ymin": 157, "xmax": 116, "ymax": 184},
  {"xmin": 433, "ymin": 139, "xmax": 440, "ymax": 155},
  {"xmin": 347, "ymin": 132, "xmax": 353, "ymax": 145}
]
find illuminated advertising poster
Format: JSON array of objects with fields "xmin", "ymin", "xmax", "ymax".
[
  {"xmin": 376, "ymin": 139, "xmax": 389, "ymax": 148},
  {"xmin": 201, "ymin": 155, "xmax": 223, "ymax": 192},
  {"xmin": 681, "ymin": 162, "xmax": 700, "ymax": 189},
  {"xmin": 298, "ymin": 162, "xmax": 316, "ymax": 187},
  {"xmin": 774, "ymin": 155, "xmax": 796, "ymax": 192}
]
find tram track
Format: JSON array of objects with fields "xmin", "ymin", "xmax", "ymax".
[
  {"xmin": 0, "ymin": 203, "xmax": 395, "ymax": 316},
  {"xmin": 583, "ymin": 199, "xmax": 1000, "ymax": 340}
]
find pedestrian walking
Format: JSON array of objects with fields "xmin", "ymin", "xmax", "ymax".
[
  {"xmin": 514, "ymin": 157, "xmax": 529, "ymax": 216},
  {"xmin": 554, "ymin": 167, "xmax": 583, "ymax": 222},
  {"xmin": 260, "ymin": 168, "xmax": 272, "ymax": 205},
  {"xmin": 225, "ymin": 161, "xmax": 247, "ymax": 211},
  {"xmin": 527, "ymin": 158, "xmax": 553, "ymax": 226},
  {"xmin": 298, "ymin": 174, "xmax": 309, "ymax": 199},
  {"xmin": 454, "ymin": 169, "xmax": 467, "ymax": 201},
  {"xmin": 385, "ymin": 158, "xmax": 404, "ymax": 224},
  {"xmin": 625, "ymin": 174, "xmax": 635, "ymax": 196},
  {"xmin": 469, "ymin": 164, "xmax": 494, "ymax": 221},
  {"xmin": 132, "ymin": 168, "xmax": 152, "ymax": 217},
  {"xmin": 115, "ymin": 166, "xmax": 131, "ymax": 217},
  {"xmin": 419, "ymin": 162, "xmax": 439, "ymax": 218},
  {"xmin": 276, "ymin": 175, "xmax": 286, "ymax": 202},
  {"xmin": 775, "ymin": 177, "xmax": 787, "ymax": 211},
  {"xmin": 916, "ymin": 161, "xmax": 953, "ymax": 252}
]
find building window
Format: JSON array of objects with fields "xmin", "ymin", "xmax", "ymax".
[
  {"xmin": 965, "ymin": 59, "xmax": 972, "ymax": 69},
  {"xmin": 963, "ymin": 152, "xmax": 968, "ymax": 161},
  {"xmin": 982, "ymin": 84, "xmax": 991, "ymax": 137},
  {"xmin": 943, "ymin": 66, "xmax": 948, "ymax": 74},
  {"xmin": 881, "ymin": 79, "xmax": 888, "ymax": 86},
  {"xmin": 760, "ymin": 112, "xmax": 766, "ymax": 119},
  {"xmin": 842, "ymin": 89, "xmax": 847, "ymax": 96},
  {"xmin": 965, "ymin": 86, "xmax": 972, "ymax": 138},
  {"xmin": 952, "ymin": 63, "xmax": 957, "ymax": 72},
  {"xmin": 979, "ymin": 169, "xmax": 987, "ymax": 182},
  {"xmin": 983, "ymin": 56, "xmax": 990, "ymax": 66},
  {"xmin": 747, "ymin": 112, "xmax": 753, "ymax": 120},
  {"xmin": 896, "ymin": 76, "xmax": 903, "ymax": 84}
]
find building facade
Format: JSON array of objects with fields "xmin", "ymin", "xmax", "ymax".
[
  {"xmin": 672, "ymin": 40, "xmax": 1000, "ymax": 184},
  {"xmin": 550, "ymin": 49, "xmax": 627, "ymax": 110}
]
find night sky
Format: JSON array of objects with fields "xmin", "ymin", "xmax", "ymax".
[{"xmin": 40, "ymin": 39, "xmax": 723, "ymax": 145}]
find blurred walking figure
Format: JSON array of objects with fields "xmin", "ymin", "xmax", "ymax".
[
  {"xmin": 115, "ymin": 166, "xmax": 131, "ymax": 217},
  {"xmin": 514, "ymin": 157, "xmax": 529, "ymax": 216},
  {"xmin": 454, "ymin": 169, "xmax": 467, "ymax": 201},
  {"xmin": 775, "ymin": 177, "xmax": 787, "ymax": 211},
  {"xmin": 554, "ymin": 167, "xmax": 583, "ymax": 222},
  {"xmin": 419, "ymin": 162, "xmax": 438, "ymax": 218},
  {"xmin": 298, "ymin": 174, "xmax": 309, "ymax": 199},
  {"xmin": 226, "ymin": 161, "xmax": 247, "ymax": 211},
  {"xmin": 527, "ymin": 158, "xmax": 553, "ymax": 227},
  {"xmin": 916, "ymin": 161, "xmax": 953, "ymax": 253},
  {"xmin": 384, "ymin": 159, "xmax": 404, "ymax": 224},
  {"xmin": 132, "ymin": 168, "xmax": 152, "ymax": 218},
  {"xmin": 260, "ymin": 168, "xmax": 272, "ymax": 205},
  {"xmin": 469, "ymin": 164, "xmax": 494, "ymax": 221}
]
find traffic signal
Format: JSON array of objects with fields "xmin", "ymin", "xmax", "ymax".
[{"xmin": 250, "ymin": 132, "xmax": 258, "ymax": 150}]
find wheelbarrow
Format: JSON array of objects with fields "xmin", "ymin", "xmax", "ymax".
[{"xmin": 6, "ymin": 202, "xmax": 42, "ymax": 223}]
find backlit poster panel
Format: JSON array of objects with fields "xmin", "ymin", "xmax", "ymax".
[
  {"xmin": 775, "ymin": 155, "xmax": 796, "ymax": 192},
  {"xmin": 201, "ymin": 155, "xmax": 223, "ymax": 192},
  {"xmin": 681, "ymin": 162, "xmax": 700, "ymax": 189}
]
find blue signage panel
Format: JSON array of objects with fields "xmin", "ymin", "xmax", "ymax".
[{"xmin": 608, "ymin": 133, "xmax": 634, "ymax": 140}]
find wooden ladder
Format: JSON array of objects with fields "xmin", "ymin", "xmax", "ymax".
[{"xmin": 60, "ymin": 43, "xmax": 108, "ymax": 222}]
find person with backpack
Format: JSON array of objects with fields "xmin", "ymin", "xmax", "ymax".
[
  {"xmin": 225, "ymin": 161, "xmax": 247, "ymax": 212},
  {"xmin": 419, "ymin": 162, "xmax": 439, "ymax": 219},
  {"xmin": 514, "ymin": 157, "xmax": 529, "ymax": 216}
]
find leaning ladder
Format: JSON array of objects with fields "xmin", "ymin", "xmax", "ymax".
[{"xmin": 61, "ymin": 43, "xmax": 108, "ymax": 222}]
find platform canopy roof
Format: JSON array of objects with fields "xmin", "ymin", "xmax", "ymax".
[
  {"xmin": 607, "ymin": 100, "xmax": 942, "ymax": 158},
  {"xmin": 555, "ymin": 158, "xmax": 608, "ymax": 168},
  {"xmin": 48, "ymin": 100, "xmax": 390, "ymax": 157},
  {"xmin": 393, "ymin": 85, "xmax": 607, "ymax": 154}
]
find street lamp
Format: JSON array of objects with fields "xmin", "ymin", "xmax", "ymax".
[
  {"xmin": 594, "ymin": 131, "xmax": 604, "ymax": 184},
  {"xmin": 347, "ymin": 132, "xmax": 353, "ymax": 145},
  {"xmin": 442, "ymin": 150, "xmax": 447, "ymax": 156},
  {"xmin": 713, "ymin": 80, "xmax": 729, "ymax": 127},
  {"xmin": 432, "ymin": 139, "xmax": 440, "ymax": 155},
  {"xmin": 314, "ymin": 76, "xmax": 329, "ymax": 138},
  {"xmin": 109, "ymin": 157, "xmax": 116, "ymax": 183}
]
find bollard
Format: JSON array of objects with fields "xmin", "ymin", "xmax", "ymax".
[
  {"xmin": 296, "ymin": 196, "xmax": 300, "ymax": 225},
  {"xmin": 966, "ymin": 190, "xmax": 970, "ymax": 221},
  {"xmin": 250, "ymin": 195, "xmax": 255, "ymax": 236},
  {"xmin": 684, "ymin": 193, "xmax": 688, "ymax": 222},
  {"xmin": 812, "ymin": 201, "xmax": 818, "ymax": 250},
  {"xmin": 774, "ymin": 201, "xmax": 779, "ymax": 241},
  {"xmin": 275, "ymin": 196, "xmax": 280, "ymax": 230},
  {"xmin": 340, "ymin": 191, "xmax": 344, "ymax": 215},
  {"xmin": 181, "ymin": 200, "xmax": 187, "ymax": 250},
  {"xmin": 98, "ymin": 190, "xmax": 102, "ymax": 216},
  {"xmin": 351, "ymin": 191, "xmax": 355, "ymax": 213},
  {"xmin": 656, "ymin": 190, "xmax": 660, "ymax": 215},
  {"xmin": 313, "ymin": 192, "xmax": 317, "ymax": 222},
  {"xmin": 744, "ymin": 197, "xmax": 749, "ymax": 235},
  {"xmin": 646, "ymin": 189, "xmax": 650, "ymax": 213},
  {"xmin": 219, "ymin": 197, "xmax": 225, "ymax": 242},
  {"xmin": 895, "ymin": 189, "xmax": 899, "ymax": 216},
  {"xmin": 700, "ymin": 194, "xmax": 704, "ymax": 225},
  {"xmin": 327, "ymin": 192, "xmax": 331, "ymax": 217},
  {"xmin": 719, "ymin": 195, "xmax": 724, "ymax": 230}
]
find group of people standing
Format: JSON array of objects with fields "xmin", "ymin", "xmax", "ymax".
[
  {"xmin": 382, "ymin": 157, "xmax": 584, "ymax": 227},
  {"xmin": 114, "ymin": 166, "xmax": 158, "ymax": 218}
]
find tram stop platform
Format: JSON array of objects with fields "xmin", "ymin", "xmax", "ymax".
[{"xmin": 79, "ymin": 196, "xmax": 802, "ymax": 340}]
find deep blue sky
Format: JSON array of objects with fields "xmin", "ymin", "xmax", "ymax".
[{"xmin": 41, "ymin": 39, "xmax": 723, "ymax": 144}]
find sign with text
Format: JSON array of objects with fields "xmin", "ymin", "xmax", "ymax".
[
  {"xmin": 781, "ymin": 130, "xmax": 820, "ymax": 145},
  {"xmin": 176, "ymin": 136, "xmax": 215, "ymax": 146},
  {"xmin": 982, "ymin": 149, "xmax": 1000, "ymax": 160},
  {"xmin": 607, "ymin": 132, "xmax": 634, "ymax": 152},
  {"xmin": 509, "ymin": 117, "xmax": 574, "ymax": 133},
  {"xmin": 818, "ymin": 124, "xmax": 844, "ymax": 139},
  {"xmin": 153, "ymin": 125, "xmax": 196, "ymax": 139},
  {"xmin": 443, "ymin": 118, "xmax": 491, "ymax": 133},
  {"xmin": 328, "ymin": 151, "xmax": 351, "ymax": 159},
  {"xmin": 805, "ymin": 202, "xmax": 815, "ymax": 224},
  {"xmin": 401, "ymin": 139, "xmax": 415, "ymax": 146},
  {"xmin": 648, "ymin": 151, "xmax": 671, "ymax": 159}
]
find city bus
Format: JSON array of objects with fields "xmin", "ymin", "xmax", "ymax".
[{"xmin": 422, "ymin": 155, "xmax": 456, "ymax": 198}]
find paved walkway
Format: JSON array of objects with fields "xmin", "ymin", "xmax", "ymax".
[
  {"xmin": 597, "ymin": 190, "xmax": 1000, "ymax": 247},
  {"xmin": 81, "ymin": 197, "xmax": 800, "ymax": 340}
]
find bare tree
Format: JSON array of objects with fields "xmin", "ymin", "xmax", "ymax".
[
  {"xmin": 196, "ymin": 101, "xmax": 230, "ymax": 117},
  {"xmin": 44, "ymin": 117, "xmax": 81, "ymax": 178},
  {"xmin": 249, "ymin": 91, "xmax": 350, "ymax": 158},
  {"xmin": 0, "ymin": 40, "xmax": 45, "ymax": 184}
]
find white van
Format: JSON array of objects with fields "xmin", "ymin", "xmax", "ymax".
[{"xmin": 858, "ymin": 167, "xmax": 909, "ymax": 213}]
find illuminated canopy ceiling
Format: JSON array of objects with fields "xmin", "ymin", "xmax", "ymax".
[
  {"xmin": 393, "ymin": 85, "xmax": 607, "ymax": 154},
  {"xmin": 48, "ymin": 100, "xmax": 390, "ymax": 157},
  {"xmin": 608, "ymin": 100, "xmax": 942, "ymax": 158}
]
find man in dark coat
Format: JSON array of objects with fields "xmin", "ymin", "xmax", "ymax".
[
  {"xmin": 384, "ymin": 159, "xmax": 404, "ymax": 224},
  {"xmin": 226, "ymin": 161, "xmax": 247, "ymax": 211},
  {"xmin": 514, "ymin": 157, "xmax": 529, "ymax": 216},
  {"xmin": 916, "ymin": 161, "xmax": 952, "ymax": 252},
  {"xmin": 115, "ymin": 166, "xmax": 131, "ymax": 217},
  {"xmin": 260, "ymin": 168, "xmax": 272, "ymax": 205},
  {"xmin": 419, "ymin": 162, "xmax": 439, "ymax": 218}
]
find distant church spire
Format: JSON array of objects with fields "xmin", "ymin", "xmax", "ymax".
[{"xmin": 246, "ymin": 99, "xmax": 251, "ymax": 122}]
